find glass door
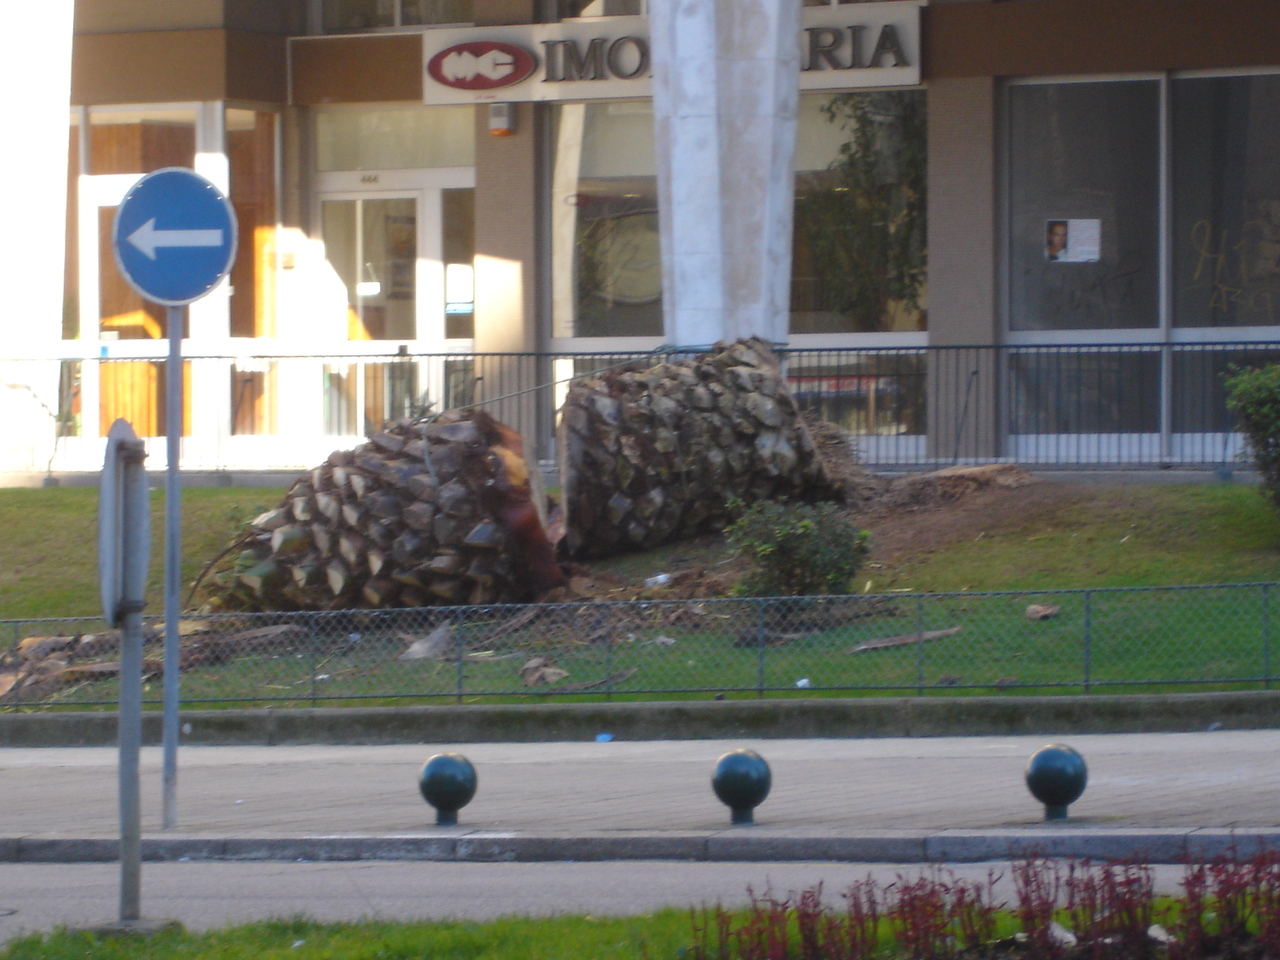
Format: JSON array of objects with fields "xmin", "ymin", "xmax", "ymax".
[
  {"xmin": 321, "ymin": 196, "xmax": 420, "ymax": 342},
  {"xmin": 318, "ymin": 184, "xmax": 475, "ymax": 434}
]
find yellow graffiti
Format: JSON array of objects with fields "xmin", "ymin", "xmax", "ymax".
[{"xmin": 1188, "ymin": 219, "xmax": 1277, "ymax": 323}]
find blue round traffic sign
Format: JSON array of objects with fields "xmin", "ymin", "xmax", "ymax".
[{"xmin": 113, "ymin": 167, "xmax": 238, "ymax": 307}]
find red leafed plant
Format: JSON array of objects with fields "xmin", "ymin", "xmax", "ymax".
[{"xmin": 685, "ymin": 851, "xmax": 1280, "ymax": 960}]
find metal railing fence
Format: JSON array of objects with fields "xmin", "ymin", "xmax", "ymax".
[
  {"xmin": 3, "ymin": 582, "xmax": 1276, "ymax": 709},
  {"xmin": 4, "ymin": 340, "xmax": 1278, "ymax": 474}
]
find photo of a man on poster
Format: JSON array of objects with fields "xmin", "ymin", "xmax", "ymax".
[{"xmin": 1046, "ymin": 220, "xmax": 1068, "ymax": 261}]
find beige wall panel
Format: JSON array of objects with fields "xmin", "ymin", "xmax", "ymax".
[
  {"xmin": 473, "ymin": 102, "xmax": 538, "ymax": 354},
  {"xmin": 473, "ymin": 102, "xmax": 541, "ymax": 448},
  {"xmin": 73, "ymin": 31, "xmax": 227, "ymax": 104},
  {"xmin": 77, "ymin": 0, "xmax": 306, "ymax": 35},
  {"xmin": 925, "ymin": 77, "xmax": 996, "ymax": 346},
  {"xmin": 75, "ymin": 0, "xmax": 223, "ymax": 34},
  {"xmin": 291, "ymin": 35, "xmax": 423, "ymax": 104},
  {"xmin": 925, "ymin": 0, "xmax": 1280, "ymax": 79},
  {"xmin": 924, "ymin": 76, "xmax": 998, "ymax": 459},
  {"xmin": 72, "ymin": 30, "xmax": 285, "ymax": 105}
]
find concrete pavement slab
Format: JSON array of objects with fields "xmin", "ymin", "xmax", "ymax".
[{"xmin": 1, "ymin": 730, "xmax": 1278, "ymax": 863}]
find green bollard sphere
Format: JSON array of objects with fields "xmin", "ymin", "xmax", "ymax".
[
  {"xmin": 1025, "ymin": 743, "xmax": 1087, "ymax": 821},
  {"xmin": 712, "ymin": 749, "xmax": 771, "ymax": 825},
  {"xmin": 418, "ymin": 753, "xmax": 477, "ymax": 826}
]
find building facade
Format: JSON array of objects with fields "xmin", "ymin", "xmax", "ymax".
[{"xmin": 5, "ymin": 0, "xmax": 1279, "ymax": 476}]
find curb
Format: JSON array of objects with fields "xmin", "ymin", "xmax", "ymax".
[
  {"xmin": 3, "ymin": 829, "xmax": 1276, "ymax": 864},
  {"xmin": 3, "ymin": 691, "xmax": 1279, "ymax": 747}
]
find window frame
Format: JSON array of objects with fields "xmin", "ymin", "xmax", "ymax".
[{"xmin": 1002, "ymin": 68, "xmax": 1280, "ymax": 347}]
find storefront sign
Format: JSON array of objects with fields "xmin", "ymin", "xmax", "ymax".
[
  {"xmin": 422, "ymin": 1, "xmax": 922, "ymax": 105},
  {"xmin": 427, "ymin": 40, "xmax": 538, "ymax": 91}
]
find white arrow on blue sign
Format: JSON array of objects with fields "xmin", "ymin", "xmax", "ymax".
[{"xmin": 113, "ymin": 167, "xmax": 238, "ymax": 307}]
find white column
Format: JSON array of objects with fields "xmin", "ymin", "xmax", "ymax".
[
  {"xmin": 0, "ymin": 2, "xmax": 75, "ymax": 352},
  {"xmin": 650, "ymin": 0, "xmax": 801, "ymax": 348},
  {"xmin": 0, "ymin": 3, "xmax": 75, "ymax": 475}
]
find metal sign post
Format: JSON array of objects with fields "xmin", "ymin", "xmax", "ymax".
[
  {"xmin": 99, "ymin": 419, "xmax": 150, "ymax": 922},
  {"xmin": 112, "ymin": 168, "xmax": 237, "ymax": 830}
]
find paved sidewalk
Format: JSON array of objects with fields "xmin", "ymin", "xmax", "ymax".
[{"xmin": 2, "ymin": 730, "xmax": 1278, "ymax": 864}]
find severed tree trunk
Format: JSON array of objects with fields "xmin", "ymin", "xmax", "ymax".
[
  {"xmin": 197, "ymin": 339, "xmax": 839, "ymax": 610},
  {"xmin": 557, "ymin": 338, "xmax": 838, "ymax": 558},
  {"xmin": 198, "ymin": 409, "xmax": 566, "ymax": 612}
]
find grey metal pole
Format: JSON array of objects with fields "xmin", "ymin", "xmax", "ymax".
[
  {"xmin": 162, "ymin": 305, "xmax": 182, "ymax": 829},
  {"xmin": 118, "ymin": 606, "xmax": 143, "ymax": 922},
  {"xmin": 118, "ymin": 438, "xmax": 149, "ymax": 923}
]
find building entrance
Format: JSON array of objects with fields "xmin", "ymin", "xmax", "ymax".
[{"xmin": 315, "ymin": 170, "xmax": 475, "ymax": 436}]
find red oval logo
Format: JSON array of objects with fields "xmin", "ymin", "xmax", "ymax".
[{"xmin": 427, "ymin": 41, "xmax": 537, "ymax": 91}]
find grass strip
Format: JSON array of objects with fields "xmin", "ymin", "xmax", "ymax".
[{"xmin": 0, "ymin": 912, "xmax": 693, "ymax": 960}]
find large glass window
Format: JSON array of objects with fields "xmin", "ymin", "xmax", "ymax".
[
  {"xmin": 1172, "ymin": 74, "xmax": 1280, "ymax": 328},
  {"xmin": 551, "ymin": 100, "xmax": 660, "ymax": 338},
  {"xmin": 315, "ymin": 105, "xmax": 474, "ymax": 172},
  {"xmin": 552, "ymin": 93, "xmax": 927, "ymax": 341},
  {"xmin": 1007, "ymin": 81, "xmax": 1160, "ymax": 331},
  {"xmin": 322, "ymin": 0, "xmax": 471, "ymax": 31},
  {"xmin": 791, "ymin": 89, "xmax": 927, "ymax": 334},
  {"xmin": 443, "ymin": 187, "xmax": 475, "ymax": 340},
  {"xmin": 558, "ymin": 0, "xmax": 641, "ymax": 15}
]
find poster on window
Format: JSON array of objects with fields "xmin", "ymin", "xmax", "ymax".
[{"xmin": 1045, "ymin": 219, "xmax": 1101, "ymax": 262}]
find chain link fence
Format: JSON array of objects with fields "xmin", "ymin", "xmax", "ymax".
[{"xmin": 2, "ymin": 582, "xmax": 1277, "ymax": 709}]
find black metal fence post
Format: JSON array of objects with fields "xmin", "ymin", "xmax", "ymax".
[
  {"xmin": 915, "ymin": 595, "xmax": 926, "ymax": 696},
  {"xmin": 756, "ymin": 599, "xmax": 767, "ymax": 699},
  {"xmin": 308, "ymin": 614, "xmax": 319, "ymax": 708},
  {"xmin": 1264, "ymin": 583, "xmax": 1272, "ymax": 690},
  {"xmin": 1083, "ymin": 591, "xmax": 1094, "ymax": 693},
  {"xmin": 604, "ymin": 606, "xmax": 616, "ymax": 702},
  {"xmin": 455, "ymin": 612, "xmax": 466, "ymax": 705}
]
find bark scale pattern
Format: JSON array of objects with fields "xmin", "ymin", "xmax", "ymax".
[{"xmin": 558, "ymin": 338, "xmax": 838, "ymax": 558}]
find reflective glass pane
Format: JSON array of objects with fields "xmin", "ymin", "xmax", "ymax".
[
  {"xmin": 559, "ymin": 0, "xmax": 641, "ymax": 16},
  {"xmin": 322, "ymin": 197, "xmax": 417, "ymax": 341},
  {"xmin": 443, "ymin": 188, "xmax": 475, "ymax": 340},
  {"xmin": 791, "ymin": 90, "xmax": 927, "ymax": 334},
  {"xmin": 315, "ymin": 105, "xmax": 474, "ymax": 171},
  {"xmin": 402, "ymin": 0, "xmax": 472, "ymax": 24},
  {"xmin": 1172, "ymin": 75, "xmax": 1280, "ymax": 328},
  {"xmin": 551, "ymin": 101, "xmax": 661, "ymax": 338},
  {"xmin": 1008, "ymin": 350, "xmax": 1159, "ymax": 434},
  {"xmin": 1007, "ymin": 81, "xmax": 1160, "ymax": 331},
  {"xmin": 322, "ymin": 0, "xmax": 394, "ymax": 30}
]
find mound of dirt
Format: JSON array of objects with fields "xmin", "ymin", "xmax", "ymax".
[
  {"xmin": 803, "ymin": 412, "xmax": 1038, "ymax": 514},
  {"xmin": 566, "ymin": 416, "xmax": 1044, "ymax": 602},
  {"xmin": 878, "ymin": 463, "xmax": 1039, "ymax": 512}
]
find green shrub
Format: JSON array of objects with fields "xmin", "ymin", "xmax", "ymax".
[
  {"xmin": 1225, "ymin": 364, "xmax": 1280, "ymax": 509},
  {"xmin": 725, "ymin": 499, "xmax": 869, "ymax": 597}
]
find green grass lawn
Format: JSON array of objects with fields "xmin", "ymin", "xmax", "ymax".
[
  {"xmin": 0, "ymin": 914, "xmax": 692, "ymax": 960},
  {"xmin": 873, "ymin": 483, "xmax": 1280, "ymax": 592},
  {"xmin": 5, "ymin": 482, "xmax": 1280, "ymax": 707},
  {"xmin": 0, "ymin": 487, "xmax": 284, "ymax": 621}
]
